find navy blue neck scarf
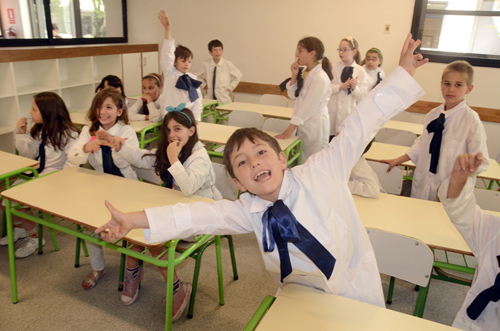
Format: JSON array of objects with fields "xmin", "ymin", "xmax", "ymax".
[
  {"xmin": 426, "ymin": 113, "xmax": 446, "ymax": 174},
  {"xmin": 467, "ymin": 255, "xmax": 500, "ymax": 320},
  {"xmin": 341, "ymin": 66, "xmax": 353, "ymax": 95},
  {"xmin": 176, "ymin": 74, "xmax": 202, "ymax": 102}
]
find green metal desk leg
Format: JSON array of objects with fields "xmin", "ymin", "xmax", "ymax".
[
  {"xmin": 6, "ymin": 199, "xmax": 18, "ymax": 303},
  {"xmin": 226, "ymin": 235, "xmax": 239, "ymax": 280},
  {"xmin": 165, "ymin": 244, "xmax": 176, "ymax": 331},
  {"xmin": 38, "ymin": 223, "xmax": 44, "ymax": 254},
  {"xmin": 215, "ymin": 236, "xmax": 225, "ymax": 306},
  {"xmin": 243, "ymin": 295, "xmax": 276, "ymax": 331},
  {"xmin": 46, "ymin": 213, "xmax": 59, "ymax": 251}
]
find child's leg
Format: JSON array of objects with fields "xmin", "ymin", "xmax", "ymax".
[
  {"xmin": 82, "ymin": 236, "xmax": 105, "ymax": 290},
  {"xmin": 0, "ymin": 205, "xmax": 27, "ymax": 245},
  {"xmin": 121, "ymin": 244, "xmax": 145, "ymax": 305}
]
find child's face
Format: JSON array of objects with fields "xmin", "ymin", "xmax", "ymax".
[
  {"xmin": 30, "ymin": 100, "xmax": 43, "ymax": 124},
  {"xmin": 210, "ymin": 46, "xmax": 223, "ymax": 62},
  {"xmin": 230, "ymin": 138, "xmax": 287, "ymax": 202},
  {"xmin": 97, "ymin": 97, "xmax": 122, "ymax": 130},
  {"xmin": 166, "ymin": 118, "xmax": 195, "ymax": 148},
  {"xmin": 295, "ymin": 45, "xmax": 316, "ymax": 67},
  {"xmin": 441, "ymin": 71, "xmax": 473, "ymax": 110},
  {"xmin": 364, "ymin": 52, "xmax": 382, "ymax": 70},
  {"xmin": 142, "ymin": 78, "xmax": 161, "ymax": 101},
  {"xmin": 338, "ymin": 40, "xmax": 356, "ymax": 64},
  {"xmin": 174, "ymin": 56, "xmax": 192, "ymax": 73}
]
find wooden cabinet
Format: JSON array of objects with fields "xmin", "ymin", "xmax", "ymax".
[
  {"xmin": 0, "ymin": 44, "xmax": 158, "ymax": 135},
  {"xmin": 122, "ymin": 51, "xmax": 159, "ymax": 97}
]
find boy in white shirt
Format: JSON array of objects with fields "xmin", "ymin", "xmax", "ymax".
[
  {"xmin": 383, "ymin": 60, "xmax": 489, "ymax": 201},
  {"xmin": 438, "ymin": 152, "xmax": 500, "ymax": 331},
  {"xmin": 197, "ymin": 39, "xmax": 242, "ymax": 105},
  {"xmin": 96, "ymin": 34, "xmax": 428, "ymax": 312}
]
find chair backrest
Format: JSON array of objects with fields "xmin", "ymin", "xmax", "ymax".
[
  {"xmin": 367, "ymin": 160, "xmax": 403, "ymax": 195},
  {"xmin": 212, "ymin": 162, "xmax": 238, "ymax": 200},
  {"xmin": 474, "ymin": 188, "xmax": 500, "ymax": 212},
  {"xmin": 227, "ymin": 110, "xmax": 264, "ymax": 129},
  {"xmin": 259, "ymin": 94, "xmax": 288, "ymax": 107},
  {"xmin": 262, "ymin": 118, "xmax": 290, "ymax": 133},
  {"xmin": 367, "ymin": 227, "xmax": 434, "ymax": 287},
  {"xmin": 132, "ymin": 166, "xmax": 162, "ymax": 185},
  {"xmin": 375, "ymin": 128, "xmax": 417, "ymax": 147}
]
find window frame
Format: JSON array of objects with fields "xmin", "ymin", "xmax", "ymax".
[
  {"xmin": 411, "ymin": 0, "xmax": 500, "ymax": 68},
  {"xmin": 0, "ymin": 0, "xmax": 127, "ymax": 47}
]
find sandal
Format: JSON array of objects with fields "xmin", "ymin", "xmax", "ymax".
[{"xmin": 82, "ymin": 270, "xmax": 106, "ymax": 290}]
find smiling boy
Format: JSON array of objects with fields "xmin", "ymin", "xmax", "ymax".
[
  {"xmin": 96, "ymin": 34, "xmax": 427, "ymax": 308},
  {"xmin": 383, "ymin": 60, "xmax": 489, "ymax": 201}
]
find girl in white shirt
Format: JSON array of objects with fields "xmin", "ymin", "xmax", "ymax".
[
  {"xmin": 275, "ymin": 36, "xmax": 333, "ymax": 162},
  {"xmin": 361, "ymin": 48, "xmax": 386, "ymax": 91},
  {"xmin": 0, "ymin": 92, "xmax": 80, "ymax": 258},
  {"xmin": 107, "ymin": 105, "xmax": 221, "ymax": 317},
  {"xmin": 128, "ymin": 73, "xmax": 163, "ymax": 122},
  {"xmin": 328, "ymin": 36, "xmax": 368, "ymax": 139},
  {"xmin": 68, "ymin": 87, "xmax": 139, "ymax": 291}
]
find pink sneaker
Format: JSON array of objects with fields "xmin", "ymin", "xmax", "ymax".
[
  {"xmin": 121, "ymin": 266, "xmax": 144, "ymax": 305},
  {"xmin": 172, "ymin": 282, "xmax": 192, "ymax": 322}
]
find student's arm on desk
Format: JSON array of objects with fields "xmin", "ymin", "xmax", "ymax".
[
  {"xmin": 381, "ymin": 154, "xmax": 411, "ymax": 172},
  {"xmin": 128, "ymin": 99, "xmax": 147, "ymax": 121},
  {"xmin": 116, "ymin": 144, "xmax": 155, "ymax": 169}
]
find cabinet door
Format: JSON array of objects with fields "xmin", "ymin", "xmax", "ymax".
[
  {"xmin": 142, "ymin": 51, "xmax": 159, "ymax": 76},
  {"xmin": 122, "ymin": 53, "xmax": 142, "ymax": 97}
]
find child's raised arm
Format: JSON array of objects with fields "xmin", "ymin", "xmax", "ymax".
[
  {"xmin": 158, "ymin": 10, "xmax": 171, "ymax": 40},
  {"xmin": 447, "ymin": 152, "xmax": 484, "ymax": 199},
  {"xmin": 95, "ymin": 201, "xmax": 150, "ymax": 242}
]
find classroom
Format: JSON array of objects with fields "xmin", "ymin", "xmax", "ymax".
[{"xmin": 1, "ymin": 1, "xmax": 500, "ymax": 330}]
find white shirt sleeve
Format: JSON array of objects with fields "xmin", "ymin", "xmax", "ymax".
[
  {"xmin": 348, "ymin": 157, "xmax": 381, "ymax": 198},
  {"xmin": 68, "ymin": 126, "xmax": 92, "ymax": 165},
  {"xmin": 227, "ymin": 61, "xmax": 243, "ymax": 91},
  {"xmin": 128, "ymin": 99, "xmax": 147, "ymax": 121},
  {"xmin": 111, "ymin": 126, "xmax": 140, "ymax": 169},
  {"xmin": 117, "ymin": 145, "xmax": 156, "ymax": 169},
  {"xmin": 13, "ymin": 130, "xmax": 39, "ymax": 159},
  {"xmin": 168, "ymin": 153, "xmax": 211, "ymax": 197},
  {"xmin": 160, "ymin": 39, "xmax": 176, "ymax": 78}
]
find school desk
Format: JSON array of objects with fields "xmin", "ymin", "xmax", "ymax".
[
  {"xmin": 69, "ymin": 110, "xmax": 161, "ymax": 148},
  {"xmin": 0, "ymin": 151, "xmax": 39, "ymax": 237},
  {"xmin": 1, "ymin": 167, "xmax": 215, "ymax": 331},
  {"xmin": 246, "ymin": 284, "xmax": 459, "ymax": 331},
  {"xmin": 215, "ymin": 102, "xmax": 293, "ymax": 123},
  {"xmin": 383, "ymin": 120, "xmax": 424, "ymax": 136},
  {"xmin": 197, "ymin": 122, "xmax": 302, "ymax": 166},
  {"xmin": 201, "ymin": 98, "xmax": 219, "ymax": 123}
]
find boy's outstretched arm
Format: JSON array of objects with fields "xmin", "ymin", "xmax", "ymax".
[
  {"xmin": 447, "ymin": 152, "xmax": 484, "ymax": 199},
  {"xmin": 95, "ymin": 201, "xmax": 150, "ymax": 242},
  {"xmin": 158, "ymin": 10, "xmax": 171, "ymax": 40},
  {"xmin": 398, "ymin": 33, "xmax": 429, "ymax": 76}
]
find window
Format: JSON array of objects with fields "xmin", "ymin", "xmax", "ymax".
[
  {"xmin": 0, "ymin": 0, "xmax": 127, "ymax": 46},
  {"xmin": 411, "ymin": 0, "xmax": 500, "ymax": 67}
]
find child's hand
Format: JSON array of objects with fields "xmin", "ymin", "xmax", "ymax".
[
  {"xmin": 290, "ymin": 61, "xmax": 299, "ymax": 77},
  {"xmin": 399, "ymin": 33, "xmax": 429, "ymax": 76},
  {"xmin": 96, "ymin": 130, "xmax": 113, "ymax": 143},
  {"xmin": 141, "ymin": 94, "xmax": 153, "ymax": 104},
  {"xmin": 339, "ymin": 80, "xmax": 351, "ymax": 90},
  {"xmin": 348, "ymin": 77, "xmax": 359, "ymax": 90},
  {"xmin": 83, "ymin": 138, "xmax": 105, "ymax": 153},
  {"xmin": 167, "ymin": 141, "xmax": 182, "ymax": 165},
  {"xmin": 451, "ymin": 152, "xmax": 484, "ymax": 181},
  {"xmin": 381, "ymin": 158, "xmax": 399, "ymax": 172},
  {"xmin": 226, "ymin": 89, "xmax": 232, "ymax": 99},
  {"xmin": 95, "ymin": 201, "xmax": 134, "ymax": 242},
  {"xmin": 110, "ymin": 136, "xmax": 127, "ymax": 151},
  {"xmin": 17, "ymin": 117, "xmax": 27, "ymax": 134},
  {"xmin": 158, "ymin": 10, "xmax": 172, "ymax": 39}
]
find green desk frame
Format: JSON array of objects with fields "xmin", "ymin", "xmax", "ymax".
[
  {"xmin": 138, "ymin": 122, "xmax": 162, "ymax": 148},
  {"xmin": 201, "ymin": 100, "xmax": 219, "ymax": 123}
]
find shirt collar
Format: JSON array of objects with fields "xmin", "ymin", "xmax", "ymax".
[
  {"xmin": 441, "ymin": 99, "xmax": 466, "ymax": 118},
  {"xmin": 211, "ymin": 58, "xmax": 224, "ymax": 67},
  {"xmin": 248, "ymin": 170, "xmax": 293, "ymax": 214}
]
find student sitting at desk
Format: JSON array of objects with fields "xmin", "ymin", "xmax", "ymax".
[
  {"xmin": 68, "ymin": 88, "xmax": 139, "ymax": 291},
  {"xmin": 382, "ymin": 60, "xmax": 489, "ymax": 201},
  {"xmin": 197, "ymin": 39, "xmax": 242, "ymax": 105},
  {"xmin": 348, "ymin": 141, "xmax": 384, "ymax": 199},
  {"xmin": 438, "ymin": 152, "xmax": 500, "ymax": 331},
  {"xmin": 0, "ymin": 92, "xmax": 80, "ymax": 258},
  {"xmin": 128, "ymin": 73, "xmax": 163, "ymax": 122},
  {"xmin": 102, "ymin": 105, "xmax": 221, "ymax": 313},
  {"xmin": 95, "ymin": 34, "xmax": 428, "ymax": 310},
  {"xmin": 158, "ymin": 10, "xmax": 202, "ymax": 122}
]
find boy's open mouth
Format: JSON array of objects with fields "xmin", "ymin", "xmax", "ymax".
[{"xmin": 254, "ymin": 170, "xmax": 270, "ymax": 182}]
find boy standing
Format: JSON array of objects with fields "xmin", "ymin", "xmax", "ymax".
[
  {"xmin": 197, "ymin": 39, "xmax": 242, "ymax": 105},
  {"xmin": 438, "ymin": 152, "xmax": 500, "ymax": 330},
  {"xmin": 383, "ymin": 60, "xmax": 489, "ymax": 201},
  {"xmin": 96, "ymin": 35, "xmax": 428, "ymax": 308}
]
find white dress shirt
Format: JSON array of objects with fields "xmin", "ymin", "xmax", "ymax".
[
  {"xmin": 141, "ymin": 66, "xmax": 424, "ymax": 307},
  {"xmin": 68, "ymin": 122, "xmax": 139, "ymax": 180},
  {"xmin": 438, "ymin": 177, "xmax": 500, "ymax": 331},
  {"xmin": 328, "ymin": 61, "xmax": 369, "ymax": 135},
  {"xmin": 406, "ymin": 100, "xmax": 489, "ymax": 201},
  {"xmin": 128, "ymin": 98, "xmax": 162, "ymax": 122},
  {"xmin": 286, "ymin": 64, "xmax": 331, "ymax": 162},
  {"xmin": 117, "ymin": 141, "xmax": 222, "ymax": 200},
  {"xmin": 197, "ymin": 57, "xmax": 242, "ymax": 105},
  {"xmin": 348, "ymin": 156, "xmax": 384, "ymax": 199},
  {"xmin": 362, "ymin": 65, "xmax": 386, "ymax": 91},
  {"xmin": 159, "ymin": 39, "xmax": 202, "ymax": 121}
]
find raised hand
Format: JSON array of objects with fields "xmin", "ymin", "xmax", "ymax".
[
  {"xmin": 158, "ymin": 10, "xmax": 172, "ymax": 40},
  {"xmin": 398, "ymin": 33, "xmax": 429, "ymax": 76},
  {"xmin": 17, "ymin": 117, "xmax": 28, "ymax": 134}
]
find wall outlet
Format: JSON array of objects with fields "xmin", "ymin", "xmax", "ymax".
[{"xmin": 384, "ymin": 24, "xmax": 391, "ymax": 34}]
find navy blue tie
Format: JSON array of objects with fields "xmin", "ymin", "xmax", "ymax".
[
  {"xmin": 25, "ymin": 142, "xmax": 45, "ymax": 178},
  {"xmin": 262, "ymin": 200, "xmax": 336, "ymax": 282},
  {"xmin": 101, "ymin": 146, "xmax": 124, "ymax": 177},
  {"xmin": 175, "ymin": 74, "xmax": 202, "ymax": 102},
  {"xmin": 466, "ymin": 255, "xmax": 500, "ymax": 320},
  {"xmin": 141, "ymin": 100, "xmax": 150, "ymax": 115},
  {"xmin": 374, "ymin": 72, "xmax": 382, "ymax": 89},
  {"xmin": 212, "ymin": 66, "xmax": 217, "ymax": 100},
  {"xmin": 426, "ymin": 113, "xmax": 446, "ymax": 174},
  {"xmin": 341, "ymin": 66, "xmax": 353, "ymax": 95}
]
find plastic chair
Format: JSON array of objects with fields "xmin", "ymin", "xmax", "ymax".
[
  {"xmin": 259, "ymin": 94, "xmax": 288, "ymax": 107},
  {"xmin": 132, "ymin": 166, "xmax": 163, "ymax": 185},
  {"xmin": 227, "ymin": 110, "xmax": 264, "ymax": 130},
  {"xmin": 367, "ymin": 160, "xmax": 403, "ymax": 195},
  {"xmin": 262, "ymin": 118, "xmax": 290, "ymax": 134},
  {"xmin": 474, "ymin": 188, "xmax": 500, "ymax": 212},
  {"xmin": 212, "ymin": 162, "xmax": 238, "ymax": 200},
  {"xmin": 375, "ymin": 128, "xmax": 418, "ymax": 147},
  {"xmin": 367, "ymin": 227, "xmax": 434, "ymax": 317}
]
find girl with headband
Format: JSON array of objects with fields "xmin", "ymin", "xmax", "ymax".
[{"xmin": 361, "ymin": 48, "xmax": 386, "ymax": 90}]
